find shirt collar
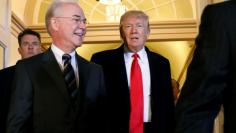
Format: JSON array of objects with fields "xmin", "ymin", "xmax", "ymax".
[
  {"xmin": 51, "ymin": 44, "xmax": 76, "ymax": 65},
  {"xmin": 123, "ymin": 45, "xmax": 146, "ymax": 61}
]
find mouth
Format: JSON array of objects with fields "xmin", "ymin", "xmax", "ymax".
[
  {"xmin": 130, "ymin": 37, "xmax": 139, "ymax": 41},
  {"xmin": 74, "ymin": 32, "xmax": 85, "ymax": 37},
  {"xmin": 27, "ymin": 52, "xmax": 34, "ymax": 55}
]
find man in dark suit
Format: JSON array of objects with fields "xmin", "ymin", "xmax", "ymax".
[
  {"xmin": 175, "ymin": 1, "xmax": 236, "ymax": 133},
  {"xmin": 0, "ymin": 28, "xmax": 42, "ymax": 133},
  {"xmin": 91, "ymin": 10, "xmax": 175, "ymax": 133},
  {"xmin": 7, "ymin": 1, "xmax": 107, "ymax": 133}
]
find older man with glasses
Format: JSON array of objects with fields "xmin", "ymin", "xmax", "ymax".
[{"xmin": 6, "ymin": 0, "xmax": 108, "ymax": 133}]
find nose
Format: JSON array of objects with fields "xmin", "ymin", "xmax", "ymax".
[
  {"xmin": 28, "ymin": 43, "xmax": 33, "ymax": 49},
  {"xmin": 131, "ymin": 26, "xmax": 138, "ymax": 33},
  {"xmin": 78, "ymin": 23, "xmax": 86, "ymax": 34},
  {"xmin": 79, "ymin": 22, "xmax": 86, "ymax": 29}
]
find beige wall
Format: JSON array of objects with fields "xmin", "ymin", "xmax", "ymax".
[
  {"xmin": 11, "ymin": 0, "xmax": 26, "ymax": 21},
  {"xmin": 0, "ymin": 45, "xmax": 4, "ymax": 69},
  {"xmin": 0, "ymin": 0, "xmax": 11, "ymax": 68},
  {"xmin": 1, "ymin": 0, "xmax": 226, "ymax": 132},
  {"xmin": 9, "ymin": 34, "xmax": 21, "ymax": 67}
]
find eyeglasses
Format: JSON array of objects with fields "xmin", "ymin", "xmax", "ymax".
[
  {"xmin": 21, "ymin": 42, "xmax": 40, "ymax": 47},
  {"xmin": 54, "ymin": 16, "xmax": 87, "ymax": 25}
]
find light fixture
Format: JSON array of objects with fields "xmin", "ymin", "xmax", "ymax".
[
  {"xmin": 96, "ymin": 0, "xmax": 126, "ymax": 22},
  {"xmin": 97, "ymin": 0, "xmax": 122, "ymax": 5},
  {"xmin": 105, "ymin": 4, "xmax": 126, "ymax": 21}
]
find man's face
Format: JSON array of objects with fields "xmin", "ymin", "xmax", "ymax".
[
  {"xmin": 18, "ymin": 34, "xmax": 42, "ymax": 59},
  {"xmin": 52, "ymin": 3, "xmax": 87, "ymax": 52},
  {"xmin": 122, "ymin": 16, "xmax": 149, "ymax": 52}
]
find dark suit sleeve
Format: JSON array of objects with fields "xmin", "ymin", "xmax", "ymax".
[
  {"xmin": 91, "ymin": 53, "xmax": 101, "ymax": 64},
  {"xmin": 7, "ymin": 61, "xmax": 33, "ymax": 133},
  {"xmin": 175, "ymin": 4, "xmax": 229, "ymax": 133},
  {"xmin": 97, "ymin": 65, "xmax": 109, "ymax": 133},
  {"xmin": 0, "ymin": 67, "xmax": 15, "ymax": 133}
]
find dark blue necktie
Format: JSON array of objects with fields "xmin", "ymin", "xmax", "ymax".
[{"xmin": 62, "ymin": 54, "xmax": 78, "ymax": 105}]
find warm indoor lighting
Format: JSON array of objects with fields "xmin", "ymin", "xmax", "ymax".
[
  {"xmin": 105, "ymin": 4, "xmax": 126, "ymax": 21},
  {"xmin": 98, "ymin": 0, "xmax": 121, "ymax": 5},
  {"xmin": 97, "ymin": 0, "xmax": 126, "ymax": 22}
]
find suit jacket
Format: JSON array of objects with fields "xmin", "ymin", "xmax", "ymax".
[
  {"xmin": 0, "ymin": 66, "xmax": 15, "ymax": 133},
  {"xmin": 7, "ymin": 48, "xmax": 108, "ymax": 133},
  {"xmin": 175, "ymin": 1, "xmax": 236, "ymax": 133},
  {"xmin": 91, "ymin": 45, "xmax": 175, "ymax": 133}
]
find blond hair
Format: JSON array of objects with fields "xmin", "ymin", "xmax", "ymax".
[{"xmin": 119, "ymin": 10, "xmax": 150, "ymax": 41}]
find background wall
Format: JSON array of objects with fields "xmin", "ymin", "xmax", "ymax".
[
  {"xmin": 0, "ymin": 0, "xmax": 227, "ymax": 132},
  {"xmin": 0, "ymin": 0, "xmax": 10, "ymax": 68},
  {"xmin": 9, "ymin": 34, "xmax": 21, "ymax": 66}
]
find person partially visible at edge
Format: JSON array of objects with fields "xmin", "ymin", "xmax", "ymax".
[
  {"xmin": 175, "ymin": 1, "xmax": 236, "ymax": 133},
  {"xmin": 0, "ymin": 28, "xmax": 42, "ymax": 133}
]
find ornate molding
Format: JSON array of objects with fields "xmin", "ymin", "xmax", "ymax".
[
  {"xmin": 11, "ymin": 12, "xmax": 26, "ymax": 38},
  {"xmin": 148, "ymin": 20, "xmax": 197, "ymax": 41}
]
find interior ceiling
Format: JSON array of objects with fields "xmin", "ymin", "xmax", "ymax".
[{"xmin": 12, "ymin": 0, "xmax": 196, "ymax": 26}]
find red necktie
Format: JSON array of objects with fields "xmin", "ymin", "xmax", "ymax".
[{"xmin": 129, "ymin": 53, "xmax": 144, "ymax": 133}]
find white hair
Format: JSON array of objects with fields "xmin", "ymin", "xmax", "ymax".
[{"xmin": 45, "ymin": 0, "xmax": 78, "ymax": 35}]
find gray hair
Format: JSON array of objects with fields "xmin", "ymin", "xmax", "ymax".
[{"xmin": 45, "ymin": 0, "xmax": 77, "ymax": 35}]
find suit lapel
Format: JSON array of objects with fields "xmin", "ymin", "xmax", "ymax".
[
  {"xmin": 41, "ymin": 49, "xmax": 71, "ymax": 104},
  {"xmin": 145, "ymin": 47, "xmax": 163, "ymax": 122},
  {"xmin": 114, "ymin": 45, "xmax": 131, "ymax": 111},
  {"xmin": 116, "ymin": 46, "xmax": 129, "ymax": 90},
  {"xmin": 74, "ymin": 54, "xmax": 88, "ymax": 113}
]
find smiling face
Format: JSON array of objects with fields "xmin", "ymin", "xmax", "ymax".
[
  {"xmin": 120, "ymin": 11, "xmax": 150, "ymax": 52},
  {"xmin": 50, "ymin": 3, "xmax": 87, "ymax": 53}
]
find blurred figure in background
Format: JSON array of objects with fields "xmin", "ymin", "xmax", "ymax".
[
  {"xmin": 0, "ymin": 28, "xmax": 42, "ymax": 133},
  {"xmin": 171, "ymin": 79, "xmax": 180, "ymax": 103}
]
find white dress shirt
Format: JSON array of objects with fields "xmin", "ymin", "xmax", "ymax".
[
  {"xmin": 124, "ymin": 46, "xmax": 151, "ymax": 122},
  {"xmin": 51, "ymin": 44, "xmax": 79, "ymax": 87}
]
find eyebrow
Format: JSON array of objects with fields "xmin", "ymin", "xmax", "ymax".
[
  {"xmin": 73, "ymin": 15, "xmax": 81, "ymax": 18},
  {"xmin": 124, "ymin": 23, "xmax": 144, "ymax": 25},
  {"xmin": 22, "ymin": 41, "xmax": 40, "ymax": 43}
]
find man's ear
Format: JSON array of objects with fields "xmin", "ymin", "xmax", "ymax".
[
  {"xmin": 18, "ymin": 47, "xmax": 22, "ymax": 55},
  {"xmin": 50, "ymin": 18, "xmax": 59, "ymax": 31},
  {"xmin": 119, "ymin": 26, "xmax": 125, "ymax": 41},
  {"xmin": 146, "ymin": 28, "xmax": 150, "ymax": 39}
]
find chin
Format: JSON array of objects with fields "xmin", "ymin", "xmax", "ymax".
[{"xmin": 74, "ymin": 43, "xmax": 82, "ymax": 48}]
